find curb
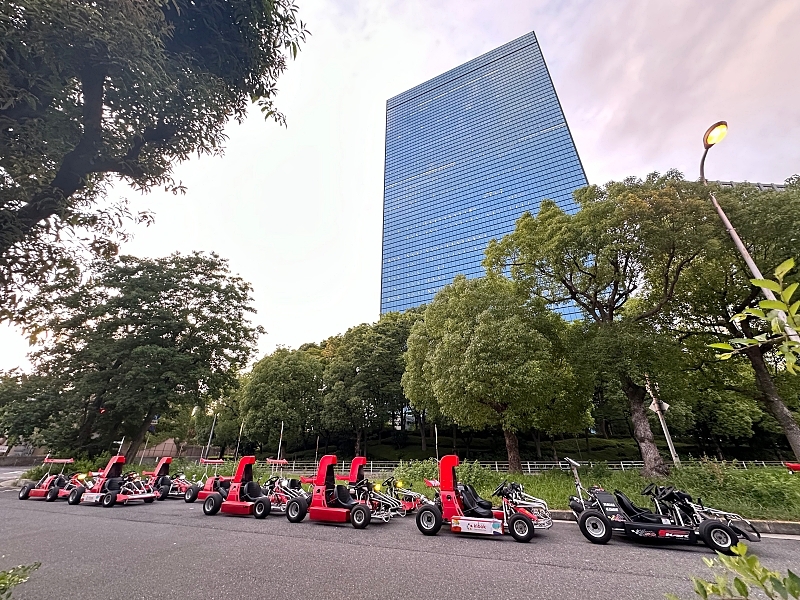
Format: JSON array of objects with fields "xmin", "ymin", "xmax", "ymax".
[
  {"xmin": 550, "ymin": 510, "xmax": 800, "ymax": 536},
  {"xmin": 0, "ymin": 478, "xmax": 33, "ymax": 489}
]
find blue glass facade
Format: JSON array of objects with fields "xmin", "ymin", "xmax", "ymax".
[{"xmin": 380, "ymin": 31, "xmax": 587, "ymax": 313}]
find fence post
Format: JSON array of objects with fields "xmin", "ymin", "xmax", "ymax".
[{"xmin": 621, "ymin": 462, "xmax": 625, "ymax": 471}]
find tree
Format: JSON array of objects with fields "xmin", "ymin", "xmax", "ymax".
[
  {"xmin": 241, "ymin": 347, "xmax": 323, "ymax": 455},
  {"xmin": 0, "ymin": 0, "xmax": 307, "ymax": 318},
  {"xmin": 402, "ymin": 275, "xmax": 591, "ymax": 473},
  {"xmin": 485, "ymin": 172, "xmax": 719, "ymax": 476},
  {"xmin": 663, "ymin": 181, "xmax": 800, "ymax": 459},
  {"xmin": 0, "ymin": 252, "xmax": 261, "ymax": 460}
]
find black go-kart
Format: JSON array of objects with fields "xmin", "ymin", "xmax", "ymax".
[{"xmin": 565, "ymin": 457, "xmax": 760, "ymax": 554}]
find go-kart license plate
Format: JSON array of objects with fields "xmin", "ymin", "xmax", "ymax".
[
  {"xmin": 451, "ymin": 517, "xmax": 502, "ymax": 535},
  {"xmin": 82, "ymin": 493, "xmax": 104, "ymax": 503}
]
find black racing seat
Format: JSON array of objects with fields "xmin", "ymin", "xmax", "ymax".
[
  {"xmin": 333, "ymin": 484, "xmax": 357, "ymax": 509},
  {"xmin": 241, "ymin": 481, "xmax": 263, "ymax": 502},
  {"xmin": 460, "ymin": 485, "xmax": 494, "ymax": 518},
  {"xmin": 55, "ymin": 475, "xmax": 67, "ymax": 488},
  {"xmin": 105, "ymin": 477, "xmax": 123, "ymax": 492},
  {"xmin": 465, "ymin": 484, "xmax": 493, "ymax": 510},
  {"xmin": 614, "ymin": 490, "xmax": 664, "ymax": 523},
  {"xmin": 287, "ymin": 479, "xmax": 301, "ymax": 490}
]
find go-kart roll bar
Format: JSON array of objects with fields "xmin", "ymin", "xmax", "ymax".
[
  {"xmin": 43, "ymin": 458, "xmax": 75, "ymax": 464},
  {"xmin": 199, "ymin": 458, "xmax": 225, "ymax": 465}
]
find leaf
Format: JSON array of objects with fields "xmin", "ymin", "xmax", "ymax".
[
  {"xmin": 789, "ymin": 301, "xmax": 800, "ymax": 317},
  {"xmin": 760, "ymin": 300, "xmax": 789, "ymax": 312},
  {"xmin": 785, "ymin": 570, "xmax": 800, "ymax": 597},
  {"xmin": 709, "ymin": 343, "xmax": 734, "ymax": 350},
  {"xmin": 692, "ymin": 578, "xmax": 710, "ymax": 599},
  {"xmin": 751, "ymin": 278, "xmax": 783, "ymax": 293},
  {"xmin": 774, "ymin": 258, "xmax": 796, "ymax": 279},
  {"xmin": 782, "ymin": 283, "xmax": 799, "ymax": 303},
  {"xmin": 771, "ymin": 577, "xmax": 789, "ymax": 600},
  {"xmin": 733, "ymin": 577, "xmax": 749, "ymax": 597},
  {"xmin": 716, "ymin": 353, "xmax": 734, "ymax": 360}
]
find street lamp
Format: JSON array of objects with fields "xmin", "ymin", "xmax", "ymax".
[{"xmin": 699, "ymin": 121, "xmax": 799, "ymax": 342}]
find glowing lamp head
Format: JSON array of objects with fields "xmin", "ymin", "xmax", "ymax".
[
  {"xmin": 396, "ymin": 480, "xmax": 404, "ymax": 488},
  {"xmin": 373, "ymin": 483, "xmax": 382, "ymax": 492},
  {"xmin": 703, "ymin": 121, "xmax": 728, "ymax": 149}
]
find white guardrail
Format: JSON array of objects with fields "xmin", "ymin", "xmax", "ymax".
[{"xmin": 199, "ymin": 459, "xmax": 791, "ymax": 475}]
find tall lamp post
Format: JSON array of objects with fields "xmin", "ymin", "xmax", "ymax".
[{"xmin": 699, "ymin": 121, "xmax": 799, "ymax": 342}]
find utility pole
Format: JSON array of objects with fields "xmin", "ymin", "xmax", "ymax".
[{"xmin": 644, "ymin": 374, "xmax": 680, "ymax": 467}]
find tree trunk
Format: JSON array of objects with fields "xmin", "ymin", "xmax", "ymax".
[
  {"xmin": 585, "ymin": 429, "xmax": 591, "ymax": 456},
  {"xmin": 744, "ymin": 346, "xmax": 800, "ymax": 460},
  {"xmin": 504, "ymin": 429, "xmax": 523, "ymax": 473},
  {"xmin": 452, "ymin": 424, "xmax": 457, "ymax": 453},
  {"xmin": 124, "ymin": 406, "xmax": 156, "ymax": 463},
  {"xmin": 621, "ymin": 375, "xmax": 669, "ymax": 477},
  {"xmin": 354, "ymin": 428, "xmax": 362, "ymax": 457},
  {"xmin": 534, "ymin": 429, "xmax": 542, "ymax": 459},
  {"xmin": 550, "ymin": 435, "xmax": 559, "ymax": 462},
  {"xmin": 419, "ymin": 411, "xmax": 426, "ymax": 451},
  {"xmin": 599, "ymin": 416, "xmax": 608, "ymax": 439}
]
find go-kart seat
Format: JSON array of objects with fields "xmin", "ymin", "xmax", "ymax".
[
  {"xmin": 287, "ymin": 479, "xmax": 301, "ymax": 490},
  {"xmin": 614, "ymin": 490, "xmax": 663, "ymax": 523},
  {"xmin": 459, "ymin": 485, "xmax": 494, "ymax": 518},
  {"xmin": 464, "ymin": 484, "xmax": 493, "ymax": 510},
  {"xmin": 332, "ymin": 484, "xmax": 357, "ymax": 509},
  {"xmin": 105, "ymin": 477, "xmax": 123, "ymax": 492},
  {"xmin": 241, "ymin": 481, "xmax": 263, "ymax": 502}
]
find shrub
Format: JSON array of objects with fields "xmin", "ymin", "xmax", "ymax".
[{"xmin": 0, "ymin": 563, "xmax": 40, "ymax": 599}]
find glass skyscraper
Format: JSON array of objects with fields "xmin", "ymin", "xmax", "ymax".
[{"xmin": 380, "ymin": 31, "xmax": 587, "ymax": 313}]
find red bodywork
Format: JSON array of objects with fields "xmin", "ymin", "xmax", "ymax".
[
  {"xmin": 787, "ymin": 463, "xmax": 800, "ymax": 474},
  {"xmin": 208, "ymin": 456, "xmax": 264, "ymax": 517},
  {"xmin": 196, "ymin": 458, "xmax": 232, "ymax": 502},
  {"xmin": 308, "ymin": 455, "xmax": 354, "ymax": 523},
  {"xmin": 26, "ymin": 457, "xmax": 75, "ymax": 500},
  {"xmin": 144, "ymin": 456, "xmax": 193, "ymax": 499},
  {"xmin": 76, "ymin": 455, "xmax": 156, "ymax": 505},
  {"xmin": 435, "ymin": 455, "xmax": 504, "ymax": 523}
]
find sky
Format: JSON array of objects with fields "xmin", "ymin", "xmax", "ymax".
[{"xmin": 1, "ymin": 0, "xmax": 799, "ymax": 370}]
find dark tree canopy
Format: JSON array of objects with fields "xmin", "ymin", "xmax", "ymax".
[{"xmin": 0, "ymin": 0, "xmax": 307, "ymax": 318}]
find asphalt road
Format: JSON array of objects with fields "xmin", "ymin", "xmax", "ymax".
[{"xmin": 1, "ymin": 489, "xmax": 798, "ymax": 600}]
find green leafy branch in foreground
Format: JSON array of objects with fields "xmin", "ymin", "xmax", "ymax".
[
  {"xmin": 711, "ymin": 258, "xmax": 800, "ymax": 374},
  {"xmin": 0, "ymin": 562, "xmax": 40, "ymax": 600},
  {"xmin": 667, "ymin": 543, "xmax": 800, "ymax": 600}
]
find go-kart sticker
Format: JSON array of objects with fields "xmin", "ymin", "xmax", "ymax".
[{"xmin": 451, "ymin": 517, "xmax": 503, "ymax": 535}]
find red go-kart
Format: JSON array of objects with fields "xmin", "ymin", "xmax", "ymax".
[
  {"xmin": 67, "ymin": 455, "xmax": 156, "ymax": 507},
  {"xmin": 143, "ymin": 456, "xmax": 194, "ymax": 500},
  {"xmin": 18, "ymin": 457, "xmax": 78, "ymax": 502},
  {"xmin": 184, "ymin": 458, "xmax": 232, "ymax": 503},
  {"xmin": 415, "ymin": 455, "xmax": 551, "ymax": 543},
  {"xmin": 284, "ymin": 454, "xmax": 371, "ymax": 528},
  {"xmin": 787, "ymin": 463, "xmax": 800, "ymax": 474},
  {"xmin": 202, "ymin": 456, "xmax": 271, "ymax": 519}
]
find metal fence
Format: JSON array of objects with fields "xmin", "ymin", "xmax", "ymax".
[{"xmin": 177, "ymin": 458, "xmax": 792, "ymax": 475}]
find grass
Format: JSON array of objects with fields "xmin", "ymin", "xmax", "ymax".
[{"xmin": 394, "ymin": 459, "xmax": 800, "ymax": 522}]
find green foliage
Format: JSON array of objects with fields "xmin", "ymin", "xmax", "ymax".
[
  {"xmin": 0, "ymin": 0, "xmax": 307, "ymax": 320},
  {"xmin": 0, "ymin": 562, "xmax": 40, "ymax": 599},
  {"xmin": 394, "ymin": 458, "xmax": 440, "ymax": 482},
  {"xmin": 0, "ymin": 252, "xmax": 261, "ymax": 459},
  {"xmin": 666, "ymin": 543, "xmax": 800, "ymax": 599},
  {"xmin": 718, "ymin": 258, "xmax": 800, "ymax": 374}
]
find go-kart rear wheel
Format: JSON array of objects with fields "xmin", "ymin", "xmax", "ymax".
[
  {"xmin": 68, "ymin": 486, "xmax": 84, "ymax": 505},
  {"xmin": 578, "ymin": 509, "xmax": 612, "ymax": 544},
  {"xmin": 45, "ymin": 486, "xmax": 59, "ymax": 502},
  {"xmin": 286, "ymin": 497, "xmax": 307, "ymax": 523},
  {"xmin": 184, "ymin": 485, "xmax": 199, "ymax": 503},
  {"xmin": 254, "ymin": 498, "xmax": 271, "ymax": 519},
  {"xmin": 18, "ymin": 484, "xmax": 32, "ymax": 500},
  {"xmin": 143, "ymin": 496, "xmax": 155, "ymax": 504},
  {"xmin": 508, "ymin": 513, "xmax": 535, "ymax": 543},
  {"xmin": 416, "ymin": 505, "xmax": 442, "ymax": 536},
  {"xmin": 699, "ymin": 520, "xmax": 737, "ymax": 555},
  {"xmin": 351, "ymin": 504, "xmax": 371, "ymax": 529},
  {"xmin": 158, "ymin": 485, "xmax": 170, "ymax": 500},
  {"xmin": 102, "ymin": 492, "xmax": 117, "ymax": 508},
  {"xmin": 203, "ymin": 492, "xmax": 222, "ymax": 516}
]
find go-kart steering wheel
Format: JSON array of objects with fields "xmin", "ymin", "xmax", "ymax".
[
  {"xmin": 492, "ymin": 480, "xmax": 508, "ymax": 497},
  {"xmin": 642, "ymin": 483, "xmax": 655, "ymax": 496}
]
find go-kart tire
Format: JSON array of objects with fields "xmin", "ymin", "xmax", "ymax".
[
  {"xmin": 578, "ymin": 509, "xmax": 613, "ymax": 544},
  {"xmin": 351, "ymin": 504, "xmax": 371, "ymax": 529},
  {"xmin": 158, "ymin": 485, "xmax": 170, "ymax": 500},
  {"xmin": 102, "ymin": 492, "xmax": 117, "ymax": 508},
  {"xmin": 45, "ymin": 486, "xmax": 59, "ymax": 502},
  {"xmin": 18, "ymin": 484, "xmax": 32, "ymax": 500},
  {"xmin": 416, "ymin": 505, "xmax": 443, "ymax": 536},
  {"xmin": 699, "ymin": 520, "xmax": 737, "ymax": 555},
  {"xmin": 203, "ymin": 493, "xmax": 222, "ymax": 516},
  {"xmin": 68, "ymin": 486, "xmax": 84, "ymax": 505},
  {"xmin": 508, "ymin": 513, "xmax": 535, "ymax": 543},
  {"xmin": 254, "ymin": 498, "xmax": 271, "ymax": 519},
  {"xmin": 143, "ymin": 496, "xmax": 155, "ymax": 504},
  {"xmin": 286, "ymin": 497, "xmax": 308, "ymax": 523},
  {"xmin": 184, "ymin": 485, "xmax": 199, "ymax": 503}
]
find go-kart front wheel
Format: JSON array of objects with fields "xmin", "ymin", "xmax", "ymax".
[
  {"xmin": 253, "ymin": 498, "xmax": 271, "ymax": 519},
  {"xmin": 18, "ymin": 484, "xmax": 32, "ymax": 500},
  {"xmin": 416, "ymin": 505, "xmax": 442, "ymax": 536},
  {"xmin": 184, "ymin": 485, "xmax": 199, "ymax": 503},
  {"xmin": 158, "ymin": 485, "xmax": 170, "ymax": 500},
  {"xmin": 350, "ymin": 504, "xmax": 371, "ymax": 529},
  {"xmin": 578, "ymin": 509, "xmax": 613, "ymax": 544},
  {"xmin": 203, "ymin": 493, "xmax": 223, "ymax": 516},
  {"xmin": 102, "ymin": 492, "xmax": 117, "ymax": 508},
  {"xmin": 68, "ymin": 486, "xmax": 84, "ymax": 505},
  {"xmin": 46, "ymin": 486, "xmax": 59, "ymax": 502},
  {"xmin": 508, "ymin": 513, "xmax": 535, "ymax": 543},
  {"xmin": 286, "ymin": 497, "xmax": 307, "ymax": 523},
  {"xmin": 699, "ymin": 520, "xmax": 737, "ymax": 555}
]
